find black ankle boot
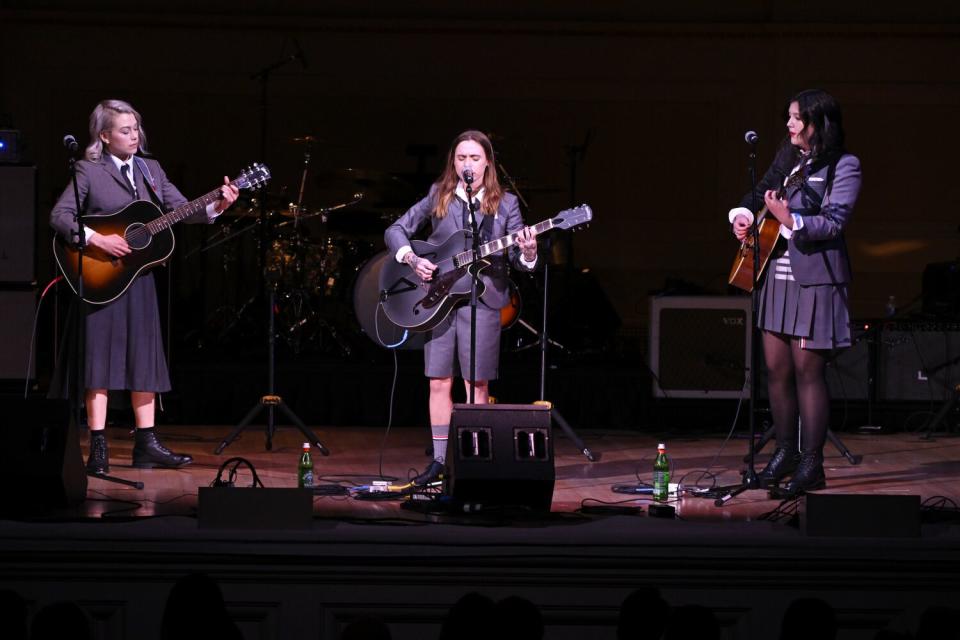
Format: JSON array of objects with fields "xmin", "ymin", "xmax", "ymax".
[
  {"xmin": 412, "ymin": 460, "xmax": 444, "ymax": 486},
  {"xmin": 86, "ymin": 431, "xmax": 110, "ymax": 474},
  {"xmin": 132, "ymin": 428, "xmax": 193, "ymax": 469},
  {"xmin": 757, "ymin": 447, "xmax": 801, "ymax": 489},
  {"xmin": 770, "ymin": 451, "xmax": 826, "ymax": 499}
]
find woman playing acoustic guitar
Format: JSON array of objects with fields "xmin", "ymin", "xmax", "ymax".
[
  {"xmin": 50, "ymin": 99, "xmax": 239, "ymax": 474},
  {"xmin": 729, "ymin": 89, "xmax": 862, "ymax": 498}
]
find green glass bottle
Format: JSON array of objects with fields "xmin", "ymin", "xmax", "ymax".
[
  {"xmin": 653, "ymin": 443, "xmax": 670, "ymax": 502},
  {"xmin": 298, "ymin": 442, "xmax": 314, "ymax": 488}
]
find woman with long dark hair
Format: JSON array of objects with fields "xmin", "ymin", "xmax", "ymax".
[{"xmin": 729, "ymin": 89, "xmax": 862, "ymax": 497}]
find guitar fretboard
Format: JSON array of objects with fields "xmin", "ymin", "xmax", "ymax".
[
  {"xmin": 453, "ymin": 218, "xmax": 556, "ymax": 267},
  {"xmin": 145, "ymin": 183, "xmax": 236, "ymax": 234}
]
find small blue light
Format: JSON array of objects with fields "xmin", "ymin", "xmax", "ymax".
[{"xmin": 0, "ymin": 141, "xmax": 5, "ymax": 150}]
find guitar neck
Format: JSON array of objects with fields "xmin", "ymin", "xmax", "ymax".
[
  {"xmin": 146, "ymin": 185, "xmax": 227, "ymax": 234},
  {"xmin": 475, "ymin": 217, "xmax": 555, "ymax": 259}
]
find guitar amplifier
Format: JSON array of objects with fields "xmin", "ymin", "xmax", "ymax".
[{"xmin": 649, "ymin": 296, "xmax": 752, "ymax": 398}]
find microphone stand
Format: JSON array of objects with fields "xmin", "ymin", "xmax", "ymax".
[
  {"xmin": 497, "ymin": 161, "xmax": 595, "ymax": 462},
  {"xmin": 465, "ymin": 176, "xmax": 479, "ymax": 404},
  {"xmin": 66, "ymin": 145, "xmax": 142, "ymax": 491},
  {"xmin": 715, "ymin": 140, "xmax": 762, "ymax": 506},
  {"xmin": 215, "ymin": 51, "xmax": 328, "ymax": 456}
]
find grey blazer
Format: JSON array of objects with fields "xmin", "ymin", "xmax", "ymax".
[
  {"xmin": 785, "ymin": 153, "xmax": 861, "ymax": 286},
  {"xmin": 384, "ymin": 187, "xmax": 535, "ymax": 309},
  {"xmin": 50, "ymin": 154, "xmax": 200, "ymax": 242}
]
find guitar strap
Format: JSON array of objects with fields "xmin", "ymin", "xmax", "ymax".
[{"xmin": 134, "ymin": 156, "xmax": 163, "ymax": 207}]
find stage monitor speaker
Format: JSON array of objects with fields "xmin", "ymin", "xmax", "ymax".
[
  {"xmin": 0, "ymin": 397, "xmax": 87, "ymax": 513},
  {"xmin": 444, "ymin": 403, "xmax": 554, "ymax": 511},
  {"xmin": 0, "ymin": 289, "xmax": 37, "ymax": 380},
  {"xmin": 0, "ymin": 165, "xmax": 37, "ymax": 282},
  {"xmin": 649, "ymin": 296, "xmax": 751, "ymax": 398},
  {"xmin": 802, "ymin": 493, "xmax": 920, "ymax": 538},
  {"xmin": 879, "ymin": 327, "xmax": 960, "ymax": 401}
]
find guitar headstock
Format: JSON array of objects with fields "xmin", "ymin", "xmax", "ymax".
[
  {"xmin": 234, "ymin": 163, "xmax": 272, "ymax": 191},
  {"xmin": 552, "ymin": 204, "xmax": 593, "ymax": 231}
]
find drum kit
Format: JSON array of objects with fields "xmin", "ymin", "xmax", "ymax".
[{"xmin": 203, "ymin": 136, "xmax": 418, "ymax": 355}]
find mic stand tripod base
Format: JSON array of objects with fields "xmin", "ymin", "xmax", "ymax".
[
  {"xmin": 88, "ymin": 470, "xmax": 144, "ymax": 490},
  {"xmin": 533, "ymin": 400, "xmax": 598, "ymax": 462},
  {"xmin": 713, "ymin": 469, "xmax": 760, "ymax": 507}
]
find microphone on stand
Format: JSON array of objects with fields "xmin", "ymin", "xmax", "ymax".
[
  {"xmin": 744, "ymin": 130, "xmax": 759, "ymax": 145},
  {"xmin": 62, "ymin": 134, "xmax": 79, "ymax": 155},
  {"xmin": 462, "ymin": 168, "xmax": 474, "ymax": 185}
]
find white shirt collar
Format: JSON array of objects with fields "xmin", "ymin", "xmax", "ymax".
[
  {"xmin": 108, "ymin": 153, "xmax": 134, "ymax": 173},
  {"xmin": 455, "ymin": 184, "xmax": 484, "ymax": 204}
]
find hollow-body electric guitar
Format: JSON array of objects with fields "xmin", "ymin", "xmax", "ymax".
[
  {"xmin": 379, "ymin": 204, "xmax": 593, "ymax": 332},
  {"xmin": 54, "ymin": 163, "xmax": 270, "ymax": 304}
]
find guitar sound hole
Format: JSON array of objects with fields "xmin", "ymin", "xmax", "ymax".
[{"xmin": 125, "ymin": 223, "xmax": 152, "ymax": 250}]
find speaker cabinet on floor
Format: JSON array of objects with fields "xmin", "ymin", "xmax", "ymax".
[
  {"xmin": 0, "ymin": 164, "xmax": 37, "ymax": 282},
  {"xmin": 0, "ymin": 289, "xmax": 37, "ymax": 380},
  {"xmin": 444, "ymin": 403, "xmax": 554, "ymax": 511},
  {"xmin": 0, "ymin": 397, "xmax": 87, "ymax": 513},
  {"xmin": 649, "ymin": 296, "xmax": 752, "ymax": 398}
]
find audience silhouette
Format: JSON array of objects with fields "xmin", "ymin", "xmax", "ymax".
[
  {"xmin": 160, "ymin": 572, "xmax": 242, "ymax": 640},
  {"xmin": 0, "ymin": 589, "xmax": 29, "ymax": 640},
  {"xmin": 618, "ymin": 587, "xmax": 670, "ymax": 640},
  {"xmin": 29, "ymin": 601, "xmax": 91, "ymax": 640}
]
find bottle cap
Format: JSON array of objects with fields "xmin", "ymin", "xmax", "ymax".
[
  {"xmin": 302, "ymin": 442, "xmax": 310, "ymax": 449},
  {"xmin": 657, "ymin": 443, "xmax": 666, "ymax": 449}
]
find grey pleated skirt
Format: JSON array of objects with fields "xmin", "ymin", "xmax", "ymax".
[
  {"xmin": 758, "ymin": 252, "xmax": 852, "ymax": 350},
  {"xmin": 50, "ymin": 272, "xmax": 171, "ymax": 399}
]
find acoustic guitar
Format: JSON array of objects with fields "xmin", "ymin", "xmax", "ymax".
[
  {"xmin": 379, "ymin": 204, "xmax": 593, "ymax": 332},
  {"xmin": 53, "ymin": 163, "xmax": 270, "ymax": 304},
  {"xmin": 727, "ymin": 171, "xmax": 804, "ymax": 292}
]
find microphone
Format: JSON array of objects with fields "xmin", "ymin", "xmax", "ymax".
[
  {"xmin": 462, "ymin": 168, "xmax": 474, "ymax": 185},
  {"xmin": 62, "ymin": 134, "xmax": 79, "ymax": 154},
  {"xmin": 744, "ymin": 130, "xmax": 759, "ymax": 145}
]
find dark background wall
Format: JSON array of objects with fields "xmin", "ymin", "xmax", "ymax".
[{"xmin": 1, "ymin": 1, "xmax": 959, "ymax": 413}]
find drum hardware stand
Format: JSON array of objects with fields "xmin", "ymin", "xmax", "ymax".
[
  {"xmin": 64, "ymin": 139, "xmax": 142, "ymax": 492},
  {"xmin": 215, "ymin": 48, "xmax": 328, "ymax": 456},
  {"xmin": 498, "ymin": 160, "xmax": 596, "ymax": 462}
]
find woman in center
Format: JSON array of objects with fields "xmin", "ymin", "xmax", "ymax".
[{"xmin": 385, "ymin": 130, "xmax": 539, "ymax": 485}]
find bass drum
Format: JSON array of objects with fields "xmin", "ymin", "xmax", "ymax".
[{"xmin": 352, "ymin": 250, "xmax": 426, "ymax": 350}]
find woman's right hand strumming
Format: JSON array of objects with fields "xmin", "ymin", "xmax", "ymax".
[
  {"xmin": 732, "ymin": 214, "xmax": 751, "ymax": 242},
  {"xmin": 88, "ymin": 232, "xmax": 131, "ymax": 257}
]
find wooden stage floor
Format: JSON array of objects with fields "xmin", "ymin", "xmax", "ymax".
[{"xmin": 68, "ymin": 424, "xmax": 960, "ymax": 522}]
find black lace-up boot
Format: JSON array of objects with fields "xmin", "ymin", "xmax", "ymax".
[
  {"xmin": 132, "ymin": 427, "xmax": 193, "ymax": 468},
  {"xmin": 770, "ymin": 451, "xmax": 826, "ymax": 499},
  {"xmin": 757, "ymin": 447, "xmax": 801, "ymax": 489},
  {"xmin": 86, "ymin": 430, "xmax": 109, "ymax": 474}
]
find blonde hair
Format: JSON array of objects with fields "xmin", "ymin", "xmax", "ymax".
[{"xmin": 85, "ymin": 99, "xmax": 148, "ymax": 161}]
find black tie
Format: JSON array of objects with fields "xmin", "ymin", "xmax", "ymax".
[
  {"xmin": 121, "ymin": 164, "xmax": 138, "ymax": 199},
  {"xmin": 462, "ymin": 198, "xmax": 471, "ymax": 230}
]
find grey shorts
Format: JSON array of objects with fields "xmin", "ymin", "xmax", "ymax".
[{"xmin": 424, "ymin": 303, "xmax": 501, "ymax": 381}]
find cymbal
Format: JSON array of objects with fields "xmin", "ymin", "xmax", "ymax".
[{"xmin": 314, "ymin": 168, "xmax": 417, "ymax": 208}]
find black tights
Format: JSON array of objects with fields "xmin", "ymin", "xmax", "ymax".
[{"xmin": 762, "ymin": 331, "xmax": 830, "ymax": 456}]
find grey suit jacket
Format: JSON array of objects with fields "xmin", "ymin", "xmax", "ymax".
[
  {"xmin": 786, "ymin": 153, "xmax": 861, "ymax": 286},
  {"xmin": 50, "ymin": 153, "xmax": 202, "ymax": 243},
  {"xmin": 384, "ymin": 187, "xmax": 534, "ymax": 309}
]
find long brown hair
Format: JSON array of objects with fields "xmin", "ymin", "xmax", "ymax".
[{"xmin": 433, "ymin": 130, "xmax": 504, "ymax": 218}]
